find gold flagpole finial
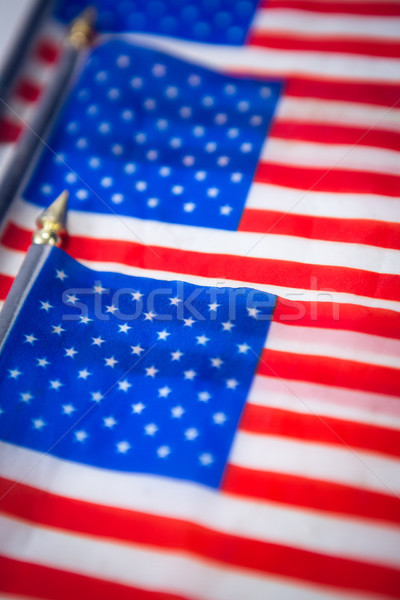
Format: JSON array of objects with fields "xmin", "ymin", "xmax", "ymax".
[
  {"xmin": 68, "ymin": 7, "xmax": 97, "ymax": 50},
  {"xmin": 32, "ymin": 189, "xmax": 69, "ymax": 246}
]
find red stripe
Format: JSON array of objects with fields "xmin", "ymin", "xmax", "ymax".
[
  {"xmin": 249, "ymin": 32, "xmax": 400, "ymax": 59},
  {"xmin": 273, "ymin": 297, "xmax": 400, "ymax": 339},
  {"xmin": 255, "ymin": 162, "xmax": 400, "ymax": 197},
  {"xmin": 258, "ymin": 0, "xmax": 400, "ymax": 15},
  {"xmin": 259, "ymin": 350, "xmax": 400, "ymax": 396},
  {"xmin": 14, "ymin": 78, "xmax": 42, "ymax": 102},
  {"xmin": 0, "ymin": 273, "xmax": 14, "ymax": 300},
  {"xmin": 239, "ymin": 209, "xmax": 400, "ymax": 250},
  {"xmin": 1, "ymin": 478, "xmax": 400, "ymax": 597},
  {"xmin": 271, "ymin": 121, "xmax": 400, "ymax": 152},
  {"xmin": 0, "ymin": 117, "xmax": 22, "ymax": 142},
  {"xmin": 284, "ymin": 77, "xmax": 400, "ymax": 108},
  {"xmin": 241, "ymin": 403, "xmax": 400, "ymax": 458},
  {"xmin": 2, "ymin": 223, "xmax": 399, "ymax": 302},
  {"xmin": 223, "ymin": 464, "xmax": 400, "ymax": 525},
  {"xmin": 35, "ymin": 39, "xmax": 60, "ymax": 64},
  {"xmin": 0, "ymin": 555, "xmax": 185, "ymax": 600}
]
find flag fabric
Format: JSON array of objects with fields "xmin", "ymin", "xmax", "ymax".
[{"xmin": 0, "ymin": 0, "xmax": 400, "ymax": 599}]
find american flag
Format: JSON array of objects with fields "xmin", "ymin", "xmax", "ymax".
[{"xmin": 0, "ymin": 0, "xmax": 399, "ymax": 598}]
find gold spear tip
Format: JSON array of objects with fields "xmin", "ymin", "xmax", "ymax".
[
  {"xmin": 32, "ymin": 189, "xmax": 69, "ymax": 247},
  {"xmin": 68, "ymin": 6, "xmax": 97, "ymax": 50}
]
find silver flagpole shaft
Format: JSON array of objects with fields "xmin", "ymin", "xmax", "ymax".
[{"xmin": 0, "ymin": 189, "xmax": 69, "ymax": 351}]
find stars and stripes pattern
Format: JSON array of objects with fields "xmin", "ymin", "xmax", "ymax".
[{"xmin": 0, "ymin": 0, "xmax": 400, "ymax": 599}]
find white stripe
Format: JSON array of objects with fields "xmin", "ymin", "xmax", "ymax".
[
  {"xmin": 262, "ymin": 138, "xmax": 400, "ymax": 176},
  {"xmin": 253, "ymin": 9, "xmax": 400, "ymax": 40},
  {"xmin": 266, "ymin": 321, "xmax": 400, "ymax": 369},
  {"xmin": 1, "ymin": 443, "xmax": 400, "ymax": 568},
  {"xmin": 0, "ymin": 514, "xmax": 376, "ymax": 600},
  {"xmin": 1, "ymin": 244, "xmax": 399, "ymax": 313},
  {"xmin": 248, "ymin": 376, "xmax": 400, "ymax": 430},
  {"xmin": 11, "ymin": 199, "xmax": 400, "ymax": 275},
  {"xmin": 277, "ymin": 97, "xmax": 400, "ymax": 134},
  {"xmin": 245, "ymin": 183, "xmax": 400, "ymax": 223},
  {"xmin": 231, "ymin": 431, "xmax": 400, "ymax": 495},
  {"xmin": 111, "ymin": 33, "xmax": 400, "ymax": 83}
]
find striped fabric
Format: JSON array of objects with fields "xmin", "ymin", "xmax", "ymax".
[{"xmin": 0, "ymin": 1, "xmax": 400, "ymax": 599}]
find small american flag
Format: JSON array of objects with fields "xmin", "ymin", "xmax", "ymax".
[{"xmin": 0, "ymin": 0, "xmax": 399, "ymax": 599}]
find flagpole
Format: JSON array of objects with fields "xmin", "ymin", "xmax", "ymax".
[
  {"xmin": 0, "ymin": 8, "xmax": 96, "ymax": 224},
  {"xmin": 0, "ymin": 189, "xmax": 69, "ymax": 351}
]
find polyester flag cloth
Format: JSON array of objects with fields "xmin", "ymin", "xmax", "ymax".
[
  {"xmin": 0, "ymin": 1, "xmax": 399, "ymax": 599},
  {"xmin": 0, "ymin": 246, "xmax": 399, "ymax": 600}
]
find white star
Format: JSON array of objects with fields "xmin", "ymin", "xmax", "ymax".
[
  {"xmin": 106, "ymin": 304, "xmax": 118, "ymax": 314},
  {"xmin": 66, "ymin": 294, "xmax": 78, "ymax": 304},
  {"xmin": 131, "ymin": 290, "xmax": 143, "ymax": 301},
  {"xmin": 194, "ymin": 170, "xmax": 206, "ymax": 180},
  {"xmin": 144, "ymin": 423, "xmax": 158, "ymax": 436},
  {"xmin": 171, "ymin": 405, "xmax": 185, "ymax": 418},
  {"xmin": 198, "ymin": 391, "xmax": 211, "ymax": 402},
  {"xmin": 157, "ymin": 446, "xmax": 171, "ymax": 458},
  {"xmin": 24, "ymin": 334, "xmax": 38, "ymax": 344},
  {"xmin": 208, "ymin": 302, "xmax": 220, "ymax": 311},
  {"xmin": 62, "ymin": 404, "xmax": 76, "ymax": 415},
  {"xmin": 210, "ymin": 357, "xmax": 223, "ymax": 368},
  {"xmin": 132, "ymin": 402, "xmax": 145, "ymax": 414},
  {"xmin": 226, "ymin": 378, "xmax": 239, "ymax": 390},
  {"xmin": 199, "ymin": 453, "xmax": 214, "ymax": 466},
  {"xmin": 91, "ymin": 391, "xmax": 103, "ymax": 402},
  {"xmin": 116, "ymin": 441, "xmax": 130, "ymax": 454},
  {"xmin": 231, "ymin": 172, "xmax": 243, "ymax": 183},
  {"xmin": 75, "ymin": 430, "xmax": 88, "ymax": 442},
  {"xmin": 20, "ymin": 392, "xmax": 33, "ymax": 403},
  {"xmin": 105, "ymin": 356, "xmax": 118, "ymax": 368},
  {"xmin": 55, "ymin": 269, "xmax": 67, "ymax": 280},
  {"xmin": 171, "ymin": 350, "xmax": 183, "ymax": 361},
  {"xmin": 9, "ymin": 368, "xmax": 22, "ymax": 379},
  {"xmin": 104, "ymin": 416, "xmax": 117, "ymax": 428},
  {"xmin": 52, "ymin": 324, "xmax": 65, "ymax": 335},
  {"xmin": 49, "ymin": 380, "xmax": 63, "ymax": 390},
  {"xmin": 185, "ymin": 428, "xmax": 199, "ymax": 441},
  {"xmin": 158, "ymin": 386, "xmax": 171, "ymax": 398},
  {"xmin": 172, "ymin": 184, "xmax": 184, "ymax": 195},
  {"xmin": 78, "ymin": 368, "xmax": 91, "ymax": 380},
  {"xmin": 183, "ymin": 202, "xmax": 196, "ymax": 213},
  {"xmin": 213, "ymin": 412, "xmax": 227, "ymax": 425},
  {"xmin": 131, "ymin": 344, "xmax": 144, "ymax": 356},
  {"xmin": 144, "ymin": 311, "xmax": 156, "ymax": 321},
  {"xmin": 40, "ymin": 300, "xmax": 53, "ymax": 311},
  {"xmin": 196, "ymin": 335, "xmax": 210, "ymax": 346},
  {"xmin": 118, "ymin": 379, "xmax": 132, "ymax": 392},
  {"xmin": 64, "ymin": 347, "xmax": 78, "ymax": 358},
  {"xmin": 240, "ymin": 142, "xmax": 253, "ymax": 153},
  {"xmin": 36, "ymin": 357, "xmax": 50, "ymax": 368},
  {"xmin": 119, "ymin": 323, "xmax": 131, "ymax": 334},
  {"xmin": 93, "ymin": 283, "xmax": 107, "ymax": 294},
  {"xmin": 157, "ymin": 329, "xmax": 170, "ymax": 341},
  {"xmin": 222, "ymin": 321, "xmax": 235, "ymax": 332},
  {"xmin": 79, "ymin": 315, "xmax": 93, "ymax": 324},
  {"xmin": 247, "ymin": 307, "xmax": 260, "ymax": 318},
  {"xmin": 169, "ymin": 296, "xmax": 182, "ymax": 306},
  {"xmin": 220, "ymin": 205, "xmax": 233, "ymax": 216},
  {"xmin": 183, "ymin": 317, "xmax": 195, "ymax": 327},
  {"xmin": 238, "ymin": 343, "xmax": 251, "ymax": 354},
  {"xmin": 136, "ymin": 180, "xmax": 147, "ymax": 192},
  {"xmin": 32, "ymin": 418, "xmax": 46, "ymax": 430},
  {"xmin": 207, "ymin": 187, "xmax": 219, "ymax": 198},
  {"xmin": 92, "ymin": 336, "xmax": 105, "ymax": 347},
  {"xmin": 145, "ymin": 366, "xmax": 158, "ymax": 378},
  {"xmin": 184, "ymin": 369, "xmax": 197, "ymax": 380}
]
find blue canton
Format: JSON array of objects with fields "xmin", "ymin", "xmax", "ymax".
[
  {"xmin": 55, "ymin": 0, "xmax": 260, "ymax": 45},
  {"xmin": 0, "ymin": 247, "xmax": 275, "ymax": 488},
  {"xmin": 25, "ymin": 40, "xmax": 282, "ymax": 231}
]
